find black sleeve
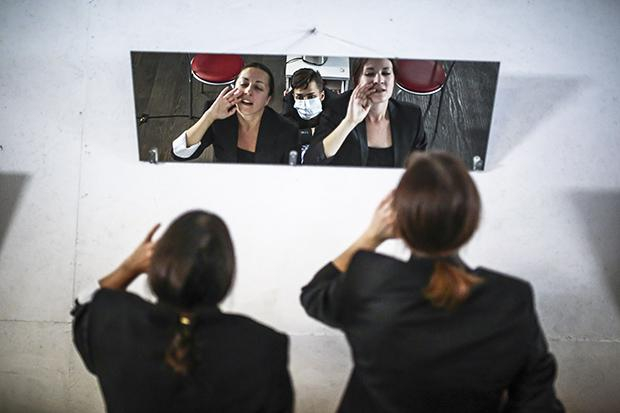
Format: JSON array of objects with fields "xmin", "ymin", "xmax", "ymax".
[
  {"xmin": 504, "ymin": 285, "xmax": 565, "ymax": 412},
  {"xmin": 300, "ymin": 262, "xmax": 348, "ymax": 328},
  {"xmin": 302, "ymin": 102, "xmax": 346, "ymax": 165},
  {"xmin": 264, "ymin": 334, "xmax": 294, "ymax": 413},
  {"xmin": 71, "ymin": 299, "xmax": 97, "ymax": 374},
  {"xmin": 278, "ymin": 120, "xmax": 301, "ymax": 165},
  {"xmin": 171, "ymin": 100, "xmax": 216, "ymax": 161}
]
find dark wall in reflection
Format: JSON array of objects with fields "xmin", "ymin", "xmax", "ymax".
[
  {"xmin": 394, "ymin": 61, "xmax": 499, "ymax": 170},
  {"xmin": 132, "ymin": 52, "xmax": 498, "ymax": 169}
]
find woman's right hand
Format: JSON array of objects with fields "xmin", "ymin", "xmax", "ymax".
[
  {"xmin": 206, "ymin": 85, "xmax": 243, "ymax": 120},
  {"xmin": 344, "ymin": 83, "xmax": 376, "ymax": 125},
  {"xmin": 362, "ymin": 191, "xmax": 396, "ymax": 245}
]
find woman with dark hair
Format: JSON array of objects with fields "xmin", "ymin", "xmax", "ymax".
[
  {"xmin": 301, "ymin": 152, "xmax": 564, "ymax": 412},
  {"xmin": 72, "ymin": 211, "xmax": 293, "ymax": 413},
  {"xmin": 172, "ymin": 62, "xmax": 299, "ymax": 164},
  {"xmin": 303, "ymin": 58, "xmax": 426, "ymax": 167}
]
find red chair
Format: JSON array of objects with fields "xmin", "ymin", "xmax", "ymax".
[
  {"xmin": 395, "ymin": 60, "xmax": 447, "ymax": 95},
  {"xmin": 189, "ymin": 54, "xmax": 245, "ymax": 118}
]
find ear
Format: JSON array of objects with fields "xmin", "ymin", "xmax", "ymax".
[
  {"xmin": 266, "ymin": 95, "xmax": 272, "ymax": 105},
  {"xmin": 319, "ymin": 91, "xmax": 325, "ymax": 101}
]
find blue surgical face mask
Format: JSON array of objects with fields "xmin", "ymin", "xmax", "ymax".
[{"xmin": 294, "ymin": 97, "xmax": 323, "ymax": 120}]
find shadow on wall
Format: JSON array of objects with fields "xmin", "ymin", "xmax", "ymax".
[
  {"xmin": 486, "ymin": 75, "xmax": 587, "ymax": 169},
  {"xmin": 0, "ymin": 173, "xmax": 30, "ymax": 254},
  {"xmin": 570, "ymin": 189, "xmax": 620, "ymax": 319}
]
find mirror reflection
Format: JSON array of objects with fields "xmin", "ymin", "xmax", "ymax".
[{"xmin": 131, "ymin": 52, "xmax": 499, "ymax": 169}]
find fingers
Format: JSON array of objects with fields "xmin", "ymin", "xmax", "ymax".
[{"xmin": 144, "ymin": 223, "xmax": 161, "ymax": 243}]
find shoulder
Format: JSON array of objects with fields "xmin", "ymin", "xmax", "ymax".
[
  {"xmin": 91, "ymin": 288, "xmax": 149, "ymax": 310},
  {"xmin": 220, "ymin": 313, "xmax": 288, "ymax": 346},
  {"xmin": 348, "ymin": 250, "xmax": 410, "ymax": 277},
  {"xmin": 264, "ymin": 107, "xmax": 298, "ymax": 135},
  {"xmin": 389, "ymin": 98, "xmax": 422, "ymax": 116},
  {"xmin": 473, "ymin": 267, "xmax": 535, "ymax": 305}
]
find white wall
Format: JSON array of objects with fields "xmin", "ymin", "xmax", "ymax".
[{"xmin": 1, "ymin": 0, "xmax": 619, "ymax": 411}]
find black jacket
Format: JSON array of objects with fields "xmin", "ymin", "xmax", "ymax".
[
  {"xmin": 172, "ymin": 101, "xmax": 299, "ymax": 164},
  {"xmin": 303, "ymin": 91, "xmax": 427, "ymax": 166},
  {"xmin": 301, "ymin": 251, "xmax": 564, "ymax": 413},
  {"xmin": 72, "ymin": 289, "xmax": 293, "ymax": 413}
]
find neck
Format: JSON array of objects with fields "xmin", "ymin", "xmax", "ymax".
[
  {"xmin": 367, "ymin": 101, "xmax": 389, "ymax": 121},
  {"xmin": 237, "ymin": 109, "xmax": 264, "ymax": 129}
]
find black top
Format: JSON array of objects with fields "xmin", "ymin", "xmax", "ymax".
[
  {"xmin": 172, "ymin": 100, "xmax": 300, "ymax": 164},
  {"xmin": 236, "ymin": 147, "xmax": 256, "ymax": 163},
  {"xmin": 300, "ymin": 251, "xmax": 564, "ymax": 413},
  {"xmin": 303, "ymin": 90, "xmax": 427, "ymax": 167},
  {"xmin": 366, "ymin": 146, "xmax": 394, "ymax": 167},
  {"xmin": 72, "ymin": 289, "xmax": 293, "ymax": 413}
]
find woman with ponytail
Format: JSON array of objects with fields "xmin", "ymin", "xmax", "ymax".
[
  {"xmin": 301, "ymin": 152, "xmax": 564, "ymax": 412},
  {"xmin": 72, "ymin": 211, "xmax": 293, "ymax": 413}
]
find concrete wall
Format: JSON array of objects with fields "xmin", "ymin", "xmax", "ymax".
[{"xmin": 1, "ymin": 0, "xmax": 619, "ymax": 411}]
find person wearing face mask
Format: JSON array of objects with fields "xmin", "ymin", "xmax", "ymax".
[
  {"xmin": 171, "ymin": 62, "xmax": 299, "ymax": 164},
  {"xmin": 304, "ymin": 58, "xmax": 427, "ymax": 167},
  {"xmin": 281, "ymin": 68, "xmax": 335, "ymax": 162}
]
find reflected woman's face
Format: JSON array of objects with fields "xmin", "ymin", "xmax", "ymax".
[
  {"xmin": 358, "ymin": 59, "xmax": 394, "ymax": 104},
  {"xmin": 234, "ymin": 67, "xmax": 272, "ymax": 116}
]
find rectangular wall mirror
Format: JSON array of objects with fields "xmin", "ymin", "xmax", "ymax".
[{"xmin": 131, "ymin": 52, "xmax": 499, "ymax": 170}]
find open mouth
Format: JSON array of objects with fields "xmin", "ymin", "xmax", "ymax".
[{"xmin": 240, "ymin": 99, "xmax": 253, "ymax": 106}]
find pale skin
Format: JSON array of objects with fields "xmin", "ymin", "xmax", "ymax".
[
  {"xmin": 184, "ymin": 67, "xmax": 272, "ymax": 153},
  {"xmin": 98, "ymin": 224, "xmax": 161, "ymax": 290},
  {"xmin": 332, "ymin": 191, "xmax": 459, "ymax": 272},
  {"xmin": 333, "ymin": 192, "xmax": 396, "ymax": 272},
  {"xmin": 322, "ymin": 59, "xmax": 395, "ymax": 158}
]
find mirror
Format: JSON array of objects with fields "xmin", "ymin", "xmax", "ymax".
[{"xmin": 131, "ymin": 52, "xmax": 499, "ymax": 170}]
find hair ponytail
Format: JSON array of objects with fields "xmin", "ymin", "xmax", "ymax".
[
  {"xmin": 424, "ymin": 261, "xmax": 482, "ymax": 310},
  {"xmin": 164, "ymin": 313, "xmax": 194, "ymax": 375}
]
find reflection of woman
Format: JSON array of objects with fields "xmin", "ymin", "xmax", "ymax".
[
  {"xmin": 304, "ymin": 58, "xmax": 426, "ymax": 167},
  {"xmin": 301, "ymin": 152, "xmax": 564, "ymax": 412},
  {"xmin": 72, "ymin": 211, "xmax": 293, "ymax": 412},
  {"xmin": 172, "ymin": 62, "xmax": 299, "ymax": 164}
]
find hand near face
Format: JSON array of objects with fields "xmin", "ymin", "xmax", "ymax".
[
  {"xmin": 119, "ymin": 223, "xmax": 161, "ymax": 276},
  {"xmin": 345, "ymin": 83, "xmax": 376, "ymax": 125},
  {"xmin": 363, "ymin": 192, "xmax": 396, "ymax": 244},
  {"xmin": 207, "ymin": 85, "xmax": 243, "ymax": 120}
]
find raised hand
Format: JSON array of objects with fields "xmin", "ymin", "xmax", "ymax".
[
  {"xmin": 99, "ymin": 223, "xmax": 161, "ymax": 290},
  {"xmin": 345, "ymin": 83, "xmax": 376, "ymax": 125},
  {"xmin": 363, "ymin": 191, "xmax": 396, "ymax": 244},
  {"xmin": 207, "ymin": 85, "xmax": 243, "ymax": 120}
]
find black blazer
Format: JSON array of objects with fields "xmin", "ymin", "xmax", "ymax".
[
  {"xmin": 172, "ymin": 101, "xmax": 300, "ymax": 164},
  {"xmin": 301, "ymin": 251, "xmax": 564, "ymax": 413},
  {"xmin": 303, "ymin": 91, "xmax": 427, "ymax": 166},
  {"xmin": 72, "ymin": 289, "xmax": 293, "ymax": 413}
]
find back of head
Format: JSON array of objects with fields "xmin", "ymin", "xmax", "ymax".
[
  {"xmin": 149, "ymin": 210, "xmax": 235, "ymax": 310},
  {"xmin": 393, "ymin": 152, "xmax": 482, "ymax": 309},
  {"xmin": 149, "ymin": 210, "xmax": 235, "ymax": 375}
]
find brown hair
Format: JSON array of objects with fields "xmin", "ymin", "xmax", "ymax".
[
  {"xmin": 351, "ymin": 57, "xmax": 398, "ymax": 87},
  {"xmin": 393, "ymin": 152, "xmax": 482, "ymax": 309},
  {"xmin": 291, "ymin": 68, "xmax": 324, "ymax": 91},
  {"xmin": 149, "ymin": 210, "xmax": 235, "ymax": 374}
]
